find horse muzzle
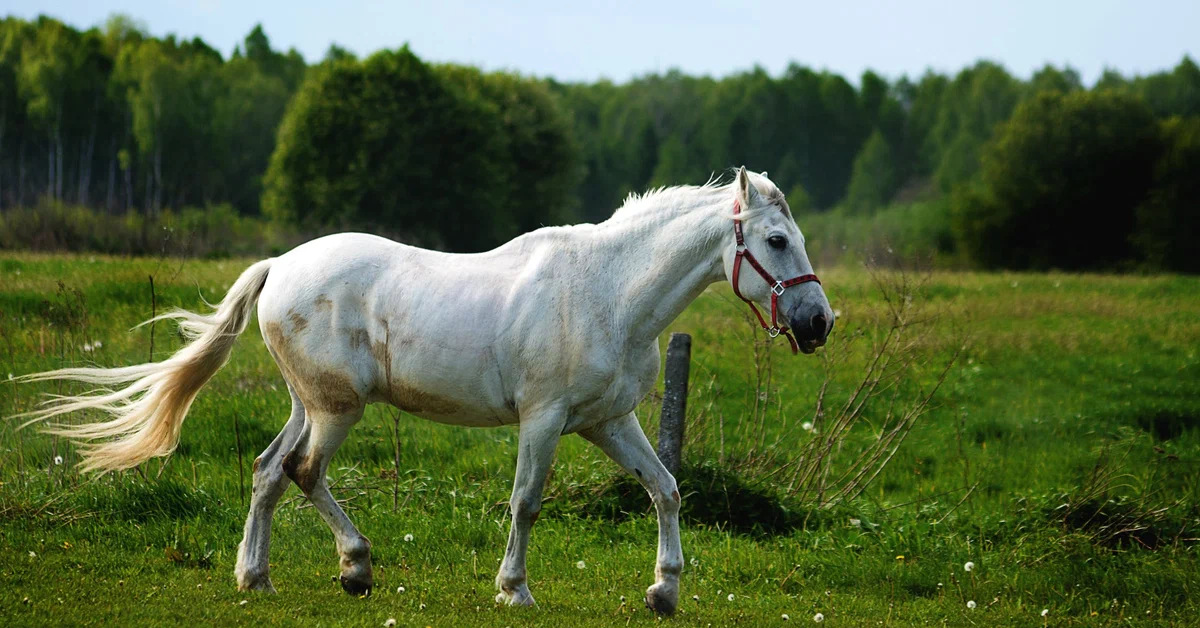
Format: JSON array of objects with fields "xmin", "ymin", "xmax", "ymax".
[{"xmin": 789, "ymin": 307, "xmax": 833, "ymax": 354}]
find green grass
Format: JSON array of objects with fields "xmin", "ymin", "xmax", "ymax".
[{"xmin": 1, "ymin": 253, "xmax": 1199, "ymax": 626}]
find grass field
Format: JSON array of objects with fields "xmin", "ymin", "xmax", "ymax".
[{"xmin": 1, "ymin": 253, "xmax": 1198, "ymax": 626}]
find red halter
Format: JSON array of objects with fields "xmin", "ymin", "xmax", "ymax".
[{"xmin": 731, "ymin": 198, "xmax": 821, "ymax": 354}]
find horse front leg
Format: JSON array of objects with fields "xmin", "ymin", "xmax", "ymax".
[
  {"xmin": 495, "ymin": 405, "xmax": 565, "ymax": 607},
  {"xmin": 580, "ymin": 413, "xmax": 683, "ymax": 615}
]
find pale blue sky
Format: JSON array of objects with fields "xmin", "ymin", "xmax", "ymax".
[{"xmin": 7, "ymin": 1, "xmax": 1198, "ymax": 84}]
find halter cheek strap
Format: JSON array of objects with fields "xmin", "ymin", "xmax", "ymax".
[{"xmin": 731, "ymin": 198, "xmax": 821, "ymax": 354}]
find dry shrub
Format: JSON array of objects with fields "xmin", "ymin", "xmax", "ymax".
[{"xmin": 692, "ymin": 265, "xmax": 963, "ymax": 509}]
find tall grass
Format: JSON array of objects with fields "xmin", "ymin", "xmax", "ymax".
[
  {"xmin": 0, "ymin": 200, "xmax": 302, "ymax": 258},
  {"xmin": 803, "ymin": 199, "xmax": 958, "ymax": 269}
]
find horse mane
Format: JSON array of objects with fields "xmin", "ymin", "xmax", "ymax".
[{"xmin": 610, "ymin": 170, "xmax": 789, "ymax": 223}]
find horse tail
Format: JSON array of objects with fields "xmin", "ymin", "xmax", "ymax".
[{"xmin": 14, "ymin": 258, "xmax": 274, "ymax": 474}]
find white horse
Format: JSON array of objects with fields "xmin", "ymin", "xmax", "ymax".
[{"xmin": 16, "ymin": 167, "xmax": 833, "ymax": 614}]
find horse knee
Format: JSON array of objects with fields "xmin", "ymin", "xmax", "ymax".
[
  {"xmin": 511, "ymin": 495, "xmax": 541, "ymax": 523},
  {"xmin": 653, "ymin": 477, "xmax": 681, "ymax": 513}
]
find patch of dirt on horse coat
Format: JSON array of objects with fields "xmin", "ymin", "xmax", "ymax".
[
  {"xmin": 264, "ymin": 321, "xmax": 361, "ymax": 414},
  {"xmin": 282, "ymin": 448, "xmax": 320, "ymax": 494},
  {"xmin": 347, "ymin": 328, "xmax": 369, "ymax": 350},
  {"xmin": 287, "ymin": 309, "xmax": 308, "ymax": 333},
  {"xmin": 387, "ymin": 381, "xmax": 460, "ymax": 415}
]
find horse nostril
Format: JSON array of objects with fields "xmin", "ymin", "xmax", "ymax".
[{"xmin": 811, "ymin": 314, "xmax": 828, "ymax": 337}]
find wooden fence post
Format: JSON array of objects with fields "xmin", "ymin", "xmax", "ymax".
[{"xmin": 657, "ymin": 332, "xmax": 691, "ymax": 476}]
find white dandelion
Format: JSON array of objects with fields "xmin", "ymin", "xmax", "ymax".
[
  {"xmin": 781, "ymin": 613, "xmax": 790, "ymax": 620},
  {"xmin": 384, "ymin": 619, "xmax": 396, "ymax": 627},
  {"xmin": 967, "ymin": 600, "xmax": 976, "ymax": 609},
  {"xmin": 418, "ymin": 603, "xmax": 426, "ymax": 610},
  {"xmin": 692, "ymin": 594, "xmax": 700, "ymax": 602},
  {"xmin": 576, "ymin": 560, "xmax": 586, "ymax": 569},
  {"xmin": 239, "ymin": 600, "xmax": 249, "ymax": 606},
  {"xmin": 727, "ymin": 593, "xmax": 735, "ymax": 602},
  {"xmin": 690, "ymin": 556, "xmax": 700, "ymax": 567},
  {"xmin": 28, "ymin": 551, "xmax": 36, "ymax": 558},
  {"xmin": 397, "ymin": 586, "xmax": 405, "ymax": 593},
  {"xmin": 1041, "ymin": 608, "xmax": 1049, "ymax": 617},
  {"xmin": 53, "ymin": 456, "xmax": 63, "ymax": 465},
  {"xmin": 964, "ymin": 561, "xmax": 975, "ymax": 572},
  {"xmin": 81, "ymin": 343, "xmax": 93, "ymax": 353},
  {"xmin": 404, "ymin": 533, "xmax": 413, "ymax": 542},
  {"xmin": 802, "ymin": 422, "xmax": 814, "ymax": 432},
  {"xmin": 620, "ymin": 595, "xmax": 626, "ymax": 603},
  {"xmin": 813, "ymin": 612, "xmax": 824, "ymax": 623}
]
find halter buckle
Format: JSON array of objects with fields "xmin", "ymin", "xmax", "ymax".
[{"xmin": 771, "ymin": 281, "xmax": 786, "ymax": 296}]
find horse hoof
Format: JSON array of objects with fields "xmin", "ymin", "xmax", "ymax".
[
  {"xmin": 495, "ymin": 587, "xmax": 535, "ymax": 607},
  {"xmin": 645, "ymin": 582, "xmax": 678, "ymax": 616},
  {"xmin": 235, "ymin": 569, "xmax": 277, "ymax": 594},
  {"xmin": 339, "ymin": 574, "xmax": 373, "ymax": 597},
  {"xmin": 237, "ymin": 580, "xmax": 277, "ymax": 594},
  {"xmin": 248, "ymin": 579, "xmax": 277, "ymax": 594}
]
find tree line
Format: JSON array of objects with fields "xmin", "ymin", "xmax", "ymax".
[{"xmin": 1, "ymin": 14, "xmax": 1197, "ymax": 269}]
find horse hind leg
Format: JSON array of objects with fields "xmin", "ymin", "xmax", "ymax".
[
  {"xmin": 282, "ymin": 409, "xmax": 373, "ymax": 596},
  {"xmin": 235, "ymin": 384, "xmax": 307, "ymax": 592}
]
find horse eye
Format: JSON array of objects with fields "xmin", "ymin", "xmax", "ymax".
[{"xmin": 767, "ymin": 235, "xmax": 788, "ymax": 250}]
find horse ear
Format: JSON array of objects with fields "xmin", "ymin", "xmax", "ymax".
[{"xmin": 737, "ymin": 166, "xmax": 764, "ymax": 208}]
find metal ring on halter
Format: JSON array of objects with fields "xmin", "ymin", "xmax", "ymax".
[
  {"xmin": 767, "ymin": 326, "xmax": 781, "ymax": 338},
  {"xmin": 771, "ymin": 281, "xmax": 785, "ymax": 296}
]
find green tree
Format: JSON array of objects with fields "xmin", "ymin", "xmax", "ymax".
[
  {"xmin": 214, "ymin": 55, "xmax": 290, "ymax": 213},
  {"xmin": 116, "ymin": 38, "xmax": 220, "ymax": 213},
  {"xmin": 1029, "ymin": 64, "xmax": 1082, "ymax": 94},
  {"xmin": 239, "ymin": 24, "xmax": 305, "ymax": 91},
  {"xmin": 18, "ymin": 17, "xmax": 81, "ymax": 200},
  {"xmin": 1133, "ymin": 56, "xmax": 1200, "ymax": 118},
  {"xmin": 263, "ymin": 47, "xmax": 514, "ymax": 250},
  {"xmin": 438, "ymin": 65, "xmax": 580, "ymax": 232},
  {"xmin": 1135, "ymin": 116, "xmax": 1200, "ymax": 271},
  {"xmin": 0, "ymin": 18, "xmax": 33, "ymax": 207},
  {"xmin": 929, "ymin": 61, "xmax": 1022, "ymax": 191},
  {"xmin": 953, "ymin": 91, "xmax": 1161, "ymax": 269},
  {"xmin": 844, "ymin": 129, "xmax": 898, "ymax": 213}
]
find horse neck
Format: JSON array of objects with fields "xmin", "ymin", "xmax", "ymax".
[{"xmin": 600, "ymin": 187, "xmax": 732, "ymax": 347}]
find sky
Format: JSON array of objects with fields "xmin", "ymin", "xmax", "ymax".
[{"xmin": 7, "ymin": 1, "xmax": 1199, "ymax": 85}]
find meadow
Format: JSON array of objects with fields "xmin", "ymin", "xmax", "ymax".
[{"xmin": 1, "ymin": 252, "xmax": 1198, "ymax": 626}]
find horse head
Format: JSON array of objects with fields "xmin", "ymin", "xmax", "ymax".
[{"xmin": 722, "ymin": 167, "xmax": 835, "ymax": 354}]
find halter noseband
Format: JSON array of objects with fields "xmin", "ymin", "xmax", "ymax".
[{"xmin": 731, "ymin": 198, "xmax": 821, "ymax": 354}]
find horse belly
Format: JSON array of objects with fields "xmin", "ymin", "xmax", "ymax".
[
  {"xmin": 372, "ymin": 357, "xmax": 517, "ymax": 428},
  {"xmin": 391, "ymin": 392, "xmax": 517, "ymax": 428}
]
